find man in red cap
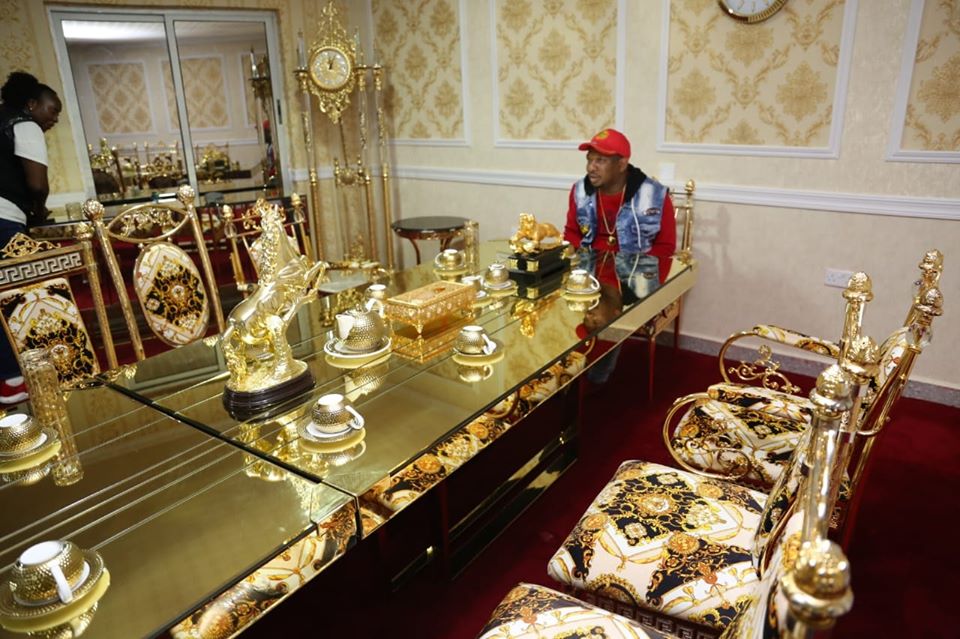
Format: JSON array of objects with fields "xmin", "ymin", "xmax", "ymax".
[{"xmin": 563, "ymin": 128, "xmax": 675, "ymax": 257}]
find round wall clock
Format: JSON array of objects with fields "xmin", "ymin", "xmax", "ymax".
[
  {"xmin": 718, "ymin": 0, "xmax": 788, "ymax": 23},
  {"xmin": 309, "ymin": 45, "xmax": 353, "ymax": 91}
]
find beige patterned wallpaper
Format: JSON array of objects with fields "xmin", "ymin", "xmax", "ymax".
[
  {"xmin": 161, "ymin": 61, "xmax": 181, "ymax": 130},
  {"xmin": 494, "ymin": 0, "xmax": 618, "ymax": 140},
  {"xmin": 666, "ymin": 0, "xmax": 846, "ymax": 147},
  {"xmin": 88, "ymin": 62, "xmax": 154, "ymax": 134},
  {"xmin": 900, "ymin": 0, "xmax": 960, "ymax": 151},
  {"xmin": 170, "ymin": 57, "xmax": 229, "ymax": 129},
  {"xmin": 372, "ymin": 0, "xmax": 465, "ymax": 139}
]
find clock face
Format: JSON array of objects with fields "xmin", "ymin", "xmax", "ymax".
[
  {"xmin": 309, "ymin": 46, "xmax": 352, "ymax": 91},
  {"xmin": 718, "ymin": 0, "xmax": 788, "ymax": 23}
]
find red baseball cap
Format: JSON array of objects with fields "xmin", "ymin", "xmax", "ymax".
[{"xmin": 578, "ymin": 128, "xmax": 630, "ymax": 159}]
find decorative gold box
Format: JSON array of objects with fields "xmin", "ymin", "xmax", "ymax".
[
  {"xmin": 392, "ymin": 316, "xmax": 473, "ymax": 363},
  {"xmin": 383, "ymin": 281, "xmax": 475, "ymax": 333}
]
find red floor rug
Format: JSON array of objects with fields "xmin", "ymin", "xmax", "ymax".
[{"xmin": 246, "ymin": 343, "xmax": 960, "ymax": 638}]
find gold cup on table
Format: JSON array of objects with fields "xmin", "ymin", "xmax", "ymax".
[
  {"xmin": 8, "ymin": 540, "xmax": 87, "ymax": 605},
  {"xmin": 0, "ymin": 414, "xmax": 44, "ymax": 456},
  {"xmin": 310, "ymin": 393, "xmax": 365, "ymax": 435},
  {"xmin": 483, "ymin": 263, "xmax": 511, "ymax": 289},
  {"xmin": 434, "ymin": 248, "xmax": 465, "ymax": 271},
  {"xmin": 365, "ymin": 283, "xmax": 387, "ymax": 302},
  {"xmin": 454, "ymin": 325, "xmax": 497, "ymax": 356},
  {"xmin": 565, "ymin": 269, "xmax": 600, "ymax": 294}
]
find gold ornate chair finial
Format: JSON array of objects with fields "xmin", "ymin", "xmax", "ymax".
[{"xmin": 781, "ymin": 539, "xmax": 854, "ymax": 633}]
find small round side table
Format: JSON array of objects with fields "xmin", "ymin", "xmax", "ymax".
[{"xmin": 391, "ymin": 216, "xmax": 468, "ymax": 265}]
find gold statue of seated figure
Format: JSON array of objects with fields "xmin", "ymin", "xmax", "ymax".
[
  {"xmin": 221, "ymin": 200, "xmax": 327, "ymax": 393},
  {"xmin": 509, "ymin": 212, "xmax": 562, "ymax": 256}
]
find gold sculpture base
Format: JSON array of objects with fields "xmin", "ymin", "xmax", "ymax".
[{"xmin": 223, "ymin": 368, "xmax": 315, "ymax": 420}]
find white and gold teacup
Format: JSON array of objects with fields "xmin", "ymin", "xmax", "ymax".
[
  {"xmin": 434, "ymin": 248, "xmax": 465, "ymax": 270},
  {"xmin": 9, "ymin": 540, "xmax": 87, "ymax": 605},
  {"xmin": 0, "ymin": 414, "xmax": 43, "ymax": 455},
  {"xmin": 454, "ymin": 325, "xmax": 497, "ymax": 356},
  {"xmin": 484, "ymin": 263, "xmax": 510, "ymax": 288},
  {"xmin": 565, "ymin": 269, "xmax": 600, "ymax": 293},
  {"xmin": 310, "ymin": 394, "xmax": 365, "ymax": 435}
]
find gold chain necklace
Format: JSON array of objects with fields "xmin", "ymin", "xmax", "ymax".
[{"xmin": 597, "ymin": 185, "xmax": 626, "ymax": 247}]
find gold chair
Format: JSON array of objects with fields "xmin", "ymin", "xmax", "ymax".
[
  {"xmin": 82, "ymin": 185, "xmax": 225, "ymax": 360},
  {"xmin": 220, "ymin": 194, "xmax": 313, "ymax": 296},
  {"xmin": 533, "ymin": 361, "xmax": 857, "ymax": 639},
  {"xmin": 662, "ymin": 251, "xmax": 943, "ymax": 495},
  {"xmin": 0, "ymin": 229, "xmax": 116, "ymax": 388},
  {"xmin": 631, "ymin": 179, "xmax": 695, "ymax": 399}
]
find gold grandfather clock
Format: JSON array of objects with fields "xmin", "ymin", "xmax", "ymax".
[{"xmin": 295, "ymin": 1, "xmax": 395, "ymax": 269}]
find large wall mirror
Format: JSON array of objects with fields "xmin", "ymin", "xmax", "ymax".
[{"xmin": 50, "ymin": 8, "xmax": 290, "ymax": 207}]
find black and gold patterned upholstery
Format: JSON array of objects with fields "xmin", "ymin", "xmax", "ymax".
[
  {"xmin": 0, "ymin": 230, "xmax": 116, "ymax": 387},
  {"xmin": 83, "ymin": 185, "xmax": 225, "ymax": 360},
  {"xmin": 663, "ymin": 252, "xmax": 943, "ymax": 497}
]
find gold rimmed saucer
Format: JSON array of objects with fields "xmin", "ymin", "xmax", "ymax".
[
  {"xmin": 0, "ymin": 430, "xmax": 61, "ymax": 475},
  {"xmin": 0, "ymin": 552, "xmax": 109, "ymax": 633},
  {"xmin": 298, "ymin": 426, "xmax": 365, "ymax": 454},
  {"xmin": 297, "ymin": 418, "xmax": 362, "ymax": 444},
  {"xmin": 485, "ymin": 280, "xmax": 518, "ymax": 297},
  {"xmin": 324, "ymin": 349, "xmax": 392, "ymax": 370},
  {"xmin": 432, "ymin": 265, "xmax": 470, "ymax": 278},
  {"xmin": 452, "ymin": 340, "xmax": 505, "ymax": 366}
]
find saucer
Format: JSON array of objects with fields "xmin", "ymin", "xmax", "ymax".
[
  {"xmin": 452, "ymin": 339, "xmax": 504, "ymax": 365},
  {"xmin": 0, "ymin": 431, "xmax": 50, "ymax": 459},
  {"xmin": 485, "ymin": 280, "xmax": 518, "ymax": 297},
  {"xmin": 564, "ymin": 282, "xmax": 600, "ymax": 296},
  {"xmin": 299, "ymin": 428, "xmax": 366, "ymax": 455},
  {"xmin": 0, "ymin": 431, "xmax": 61, "ymax": 474},
  {"xmin": 0, "ymin": 551, "xmax": 107, "ymax": 627},
  {"xmin": 297, "ymin": 419, "xmax": 362, "ymax": 444},
  {"xmin": 433, "ymin": 265, "xmax": 470, "ymax": 277},
  {"xmin": 324, "ymin": 337, "xmax": 391, "ymax": 360},
  {"xmin": 561, "ymin": 289, "xmax": 602, "ymax": 300}
]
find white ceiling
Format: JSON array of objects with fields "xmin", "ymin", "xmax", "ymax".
[{"xmin": 62, "ymin": 20, "xmax": 266, "ymax": 44}]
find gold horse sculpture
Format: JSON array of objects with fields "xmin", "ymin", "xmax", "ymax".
[
  {"xmin": 509, "ymin": 212, "xmax": 562, "ymax": 255},
  {"xmin": 222, "ymin": 200, "xmax": 327, "ymax": 393}
]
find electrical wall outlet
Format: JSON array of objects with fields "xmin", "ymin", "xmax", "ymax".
[{"xmin": 825, "ymin": 268, "xmax": 854, "ymax": 288}]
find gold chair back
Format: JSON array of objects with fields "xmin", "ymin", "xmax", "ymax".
[
  {"xmin": 220, "ymin": 194, "xmax": 314, "ymax": 296},
  {"xmin": 0, "ymin": 228, "xmax": 116, "ymax": 387},
  {"xmin": 83, "ymin": 185, "xmax": 225, "ymax": 360}
]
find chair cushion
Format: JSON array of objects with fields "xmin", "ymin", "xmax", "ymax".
[
  {"xmin": 0, "ymin": 277, "xmax": 99, "ymax": 387},
  {"xmin": 478, "ymin": 583, "xmax": 672, "ymax": 639},
  {"xmin": 548, "ymin": 461, "xmax": 768, "ymax": 631},
  {"xmin": 133, "ymin": 242, "xmax": 210, "ymax": 346}
]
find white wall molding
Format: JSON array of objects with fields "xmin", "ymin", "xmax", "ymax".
[
  {"xmin": 886, "ymin": 0, "xmax": 960, "ymax": 164},
  {"xmin": 391, "ymin": 164, "xmax": 960, "ymax": 221},
  {"xmin": 656, "ymin": 0, "xmax": 858, "ymax": 159},
  {"xmin": 491, "ymin": 0, "xmax": 627, "ymax": 149}
]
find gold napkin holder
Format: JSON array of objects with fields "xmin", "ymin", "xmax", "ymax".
[{"xmin": 383, "ymin": 281, "xmax": 474, "ymax": 334}]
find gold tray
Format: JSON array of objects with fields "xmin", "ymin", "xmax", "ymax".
[{"xmin": 384, "ymin": 281, "xmax": 475, "ymax": 333}]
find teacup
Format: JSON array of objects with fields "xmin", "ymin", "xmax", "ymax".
[
  {"xmin": 434, "ymin": 248, "xmax": 465, "ymax": 270},
  {"xmin": 457, "ymin": 363, "xmax": 494, "ymax": 383},
  {"xmin": 365, "ymin": 283, "xmax": 387, "ymax": 302},
  {"xmin": 0, "ymin": 413, "xmax": 43, "ymax": 455},
  {"xmin": 461, "ymin": 275, "xmax": 484, "ymax": 293},
  {"xmin": 9, "ymin": 540, "xmax": 87, "ymax": 605},
  {"xmin": 455, "ymin": 325, "xmax": 497, "ymax": 356},
  {"xmin": 566, "ymin": 269, "xmax": 599, "ymax": 293},
  {"xmin": 311, "ymin": 393, "xmax": 365, "ymax": 434},
  {"xmin": 484, "ymin": 263, "xmax": 510, "ymax": 288},
  {"xmin": 335, "ymin": 308, "xmax": 387, "ymax": 352}
]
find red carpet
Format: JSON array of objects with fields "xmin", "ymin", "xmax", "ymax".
[{"xmin": 246, "ymin": 343, "xmax": 960, "ymax": 638}]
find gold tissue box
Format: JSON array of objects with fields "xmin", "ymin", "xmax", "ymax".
[
  {"xmin": 392, "ymin": 316, "xmax": 473, "ymax": 363},
  {"xmin": 384, "ymin": 281, "xmax": 475, "ymax": 333}
]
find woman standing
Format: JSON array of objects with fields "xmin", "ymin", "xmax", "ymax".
[{"xmin": 0, "ymin": 71, "xmax": 62, "ymax": 403}]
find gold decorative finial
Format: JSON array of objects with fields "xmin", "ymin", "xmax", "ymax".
[
  {"xmin": 919, "ymin": 249, "xmax": 943, "ymax": 273},
  {"xmin": 841, "ymin": 335, "xmax": 879, "ymax": 382},
  {"xmin": 782, "ymin": 539, "xmax": 854, "ymax": 629},
  {"xmin": 810, "ymin": 364, "xmax": 854, "ymax": 415},
  {"xmin": 842, "ymin": 272, "xmax": 873, "ymax": 302},
  {"xmin": 684, "ymin": 179, "xmax": 695, "ymax": 194},
  {"xmin": 917, "ymin": 286, "xmax": 944, "ymax": 318},
  {"xmin": 176, "ymin": 184, "xmax": 196, "ymax": 206},
  {"xmin": 82, "ymin": 198, "xmax": 105, "ymax": 222}
]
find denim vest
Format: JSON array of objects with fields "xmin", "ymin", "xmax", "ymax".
[{"xmin": 573, "ymin": 175, "xmax": 668, "ymax": 253}]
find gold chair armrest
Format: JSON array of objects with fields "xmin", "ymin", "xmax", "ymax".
[
  {"xmin": 661, "ymin": 392, "xmax": 751, "ymax": 481},
  {"xmin": 718, "ymin": 325, "xmax": 839, "ymax": 393}
]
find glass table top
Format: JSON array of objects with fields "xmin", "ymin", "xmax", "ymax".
[
  {"xmin": 0, "ymin": 387, "xmax": 352, "ymax": 639},
  {"xmin": 104, "ymin": 242, "xmax": 694, "ymax": 498}
]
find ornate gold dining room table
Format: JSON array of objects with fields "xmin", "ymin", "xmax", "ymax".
[{"xmin": 0, "ymin": 242, "xmax": 696, "ymax": 638}]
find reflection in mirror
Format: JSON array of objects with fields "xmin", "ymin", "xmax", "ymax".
[
  {"xmin": 62, "ymin": 19, "xmax": 183, "ymax": 204},
  {"xmin": 173, "ymin": 20, "xmax": 280, "ymax": 198}
]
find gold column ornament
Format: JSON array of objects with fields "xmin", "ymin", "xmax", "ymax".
[
  {"xmin": 20, "ymin": 349, "xmax": 82, "ymax": 486},
  {"xmin": 74, "ymin": 222, "xmax": 116, "ymax": 370},
  {"xmin": 677, "ymin": 179, "xmax": 695, "ymax": 264},
  {"xmin": 373, "ymin": 63, "xmax": 395, "ymax": 270},
  {"xmin": 220, "ymin": 201, "xmax": 328, "ymax": 418},
  {"xmin": 294, "ymin": 63, "xmax": 324, "ymax": 261}
]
